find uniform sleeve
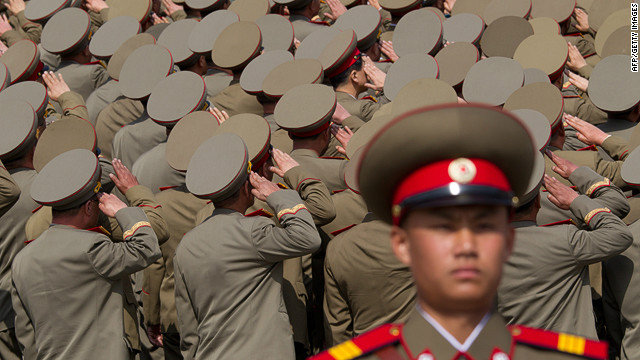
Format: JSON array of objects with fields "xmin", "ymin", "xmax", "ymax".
[
  {"xmin": 359, "ymin": 100, "xmax": 382, "ymax": 122},
  {"xmin": 173, "ymin": 256, "xmax": 199, "ymax": 360},
  {"xmin": 142, "ymin": 255, "xmax": 165, "ymax": 326},
  {"xmin": 253, "ymin": 189, "xmax": 321, "ymax": 262},
  {"xmin": 574, "ymin": 95, "xmax": 607, "ymax": 125},
  {"xmin": 593, "ymin": 155, "xmax": 626, "ymax": 189},
  {"xmin": 283, "ymin": 165, "xmax": 336, "ymax": 226},
  {"xmin": 323, "ymin": 243, "xmax": 353, "ymax": 347},
  {"xmin": 341, "ymin": 115, "xmax": 365, "ymax": 132},
  {"xmin": 0, "ymin": 11, "xmax": 41, "ymax": 46},
  {"xmin": 600, "ymin": 135, "xmax": 631, "ymax": 161},
  {"xmin": 577, "ymin": 64, "xmax": 593, "ymax": 79},
  {"xmin": 124, "ymin": 185, "xmax": 170, "ymax": 245},
  {"xmin": 566, "ymin": 167, "xmax": 633, "ymax": 264},
  {"xmin": 87, "ymin": 207, "xmax": 161, "ymax": 279},
  {"xmin": 0, "ymin": 162, "xmax": 20, "ymax": 217},
  {"xmin": 57, "ymin": 91, "xmax": 90, "ymax": 121},
  {"xmin": 91, "ymin": 65, "xmax": 111, "ymax": 91},
  {"xmin": 11, "ymin": 277, "xmax": 37, "ymax": 360},
  {"xmin": 170, "ymin": 9, "xmax": 188, "ymax": 21}
]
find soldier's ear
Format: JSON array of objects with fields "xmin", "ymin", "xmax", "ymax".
[{"xmin": 390, "ymin": 225, "xmax": 411, "ymax": 266}]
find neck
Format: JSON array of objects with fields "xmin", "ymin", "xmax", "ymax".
[
  {"xmin": 292, "ymin": 140, "xmax": 322, "ymax": 155},
  {"xmin": 4, "ymin": 154, "xmax": 34, "ymax": 171},
  {"xmin": 262, "ymin": 101, "xmax": 276, "ymax": 115},
  {"xmin": 418, "ymin": 300, "xmax": 490, "ymax": 344},
  {"xmin": 336, "ymin": 83, "xmax": 358, "ymax": 98}
]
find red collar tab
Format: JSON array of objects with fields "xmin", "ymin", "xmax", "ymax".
[
  {"xmin": 27, "ymin": 61, "xmax": 46, "ymax": 82},
  {"xmin": 86, "ymin": 226, "xmax": 111, "ymax": 236},
  {"xmin": 245, "ymin": 208, "xmax": 274, "ymax": 218},
  {"xmin": 392, "ymin": 158, "xmax": 511, "ymax": 225},
  {"xmin": 252, "ymin": 147, "xmax": 272, "ymax": 171},
  {"xmin": 327, "ymin": 47, "xmax": 361, "ymax": 78}
]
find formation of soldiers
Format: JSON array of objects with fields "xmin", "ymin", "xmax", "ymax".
[{"xmin": 0, "ymin": 0, "xmax": 638, "ymax": 358}]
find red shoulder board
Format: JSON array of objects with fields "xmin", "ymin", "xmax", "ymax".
[
  {"xmin": 378, "ymin": 59, "xmax": 393, "ymax": 63},
  {"xmin": 87, "ymin": 226, "xmax": 111, "ymax": 236},
  {"xmin": 310, "ymin": 19, "xmax": 330, "ymax": 25},
  {"xmin": 24, "ymin": 239, "xmax": 35, "ymax": 245},
  {"xmin": 330, "ymin": 223, "xmax": 357, "ymax": 237},
  {"xmin": 510, "ymin": 325, "xmax": 607, "ymax": 359},
  {"xmin": 540, "ymin": 219, "xmax": 575, "ymax": 227},
  {"xmin": 84, "ymin": 60, "xmax": 107, "ymax": 68},
  {"xmin": 159, "ymin": 185, "xmax": 179, "ymax": 191},
  {"xmin": 277, "ymin": 182, "xmax": 289, "ymax": 189},
  {"xmin": 309, "ymin": 324, "xmax": 403, "ymax": 360},
  {"xmin": 361, "ymin": 95, "xmax": 378, "ymax": 103},
  {"xmin": 583, "ymin": 52, "xmax": 597, "ymax": 58},
  {"xmin": 245, "ymin": 208, "xmax": 274, "ymax": 218},
  {"xmin": 577, "ymin": 145, "xmax": 597, "ymax": 151},
  {"xmin": 32, "ymin": 205, "xmax": 43, "ymax": 214}
]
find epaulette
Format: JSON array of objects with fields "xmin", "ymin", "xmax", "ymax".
[
  {"xmin": 24, "ymin": 239, "xmax": 35, "ymax": 245},
  {"xmin": 87, "ymin": 226, "xmax": 111, "ymax": 236},
  {"xmin": 540, "ymin": 219, "xmax": 576, "ymax": 227},
  {"xmin": 510, "ymin": 325, "xmax": 608, "ymax": 359},
  {"xmin": 277, "ymin": 182, "xmax": 289, "ymax": 189},
  {"xmin": 159, "ymin": 185, "xmax": 179, "ymax": 191},
  {"xmin": 564, "ymin": 32, "xmax": 584, "ymax": 38},
  {"xmin": 577, "ymin": 145, "xmax": 597, "ymax": 151},
  {"xmin": 361, "ymin": 95, "xmax": 378, "ymax": 103},
  {"xmin": 309, "ymin": 324, "xmax": 403, "ymax": 360},
  {"xmin": 330, "ymin": 223, "xmax": 357, "ymax": 237},
  {"xmin": 84, "ymin": 60, "xmax": 107, "ymax": 68},
  {"xmin": 310, "ymin": 19, "xmax": 330, "ymax": 25},
  {"xmin": 562, "ymin": 81, "xmax": 573, "ymax": 90},
  {"xmin": 245, "ymin": 208, "xmax": 274, "ymax": 218}
]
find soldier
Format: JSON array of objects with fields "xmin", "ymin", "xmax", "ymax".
[
  {"xmin": 11, "ymin": 149, "xmax": 161, "ymax": 360},
  {"xmin": 312, "ymin": 103, "xmax": 608, "ymax": 359},
  {"xmin": 40, "ymin": 8, "xmax": 110, "ymax": 101},
  {"xmin": 0, "ymin": 0, "xmax": 41, "ymax": 46},
  {"xmin": 498, "ymin": 149, "xmax": 632, "ymax": 339},
  {"xmin": 0, "ymin": 159, "xmax": 20, "ymax": 217},
  {"xmin": 174, "ymin": 133, "xmax": 321, "ymax": 359},
  {"xmin": 275, "ymin": 0, "xmax": 326, "ymax": 41}
]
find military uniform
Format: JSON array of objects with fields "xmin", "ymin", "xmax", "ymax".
[
  {"xmin": 85, "ymin": 78, "xmax": 124, "ymax": 126},
  {"xmin": 0, "ymin": 160, "xmax": 20, "ymax": 217},
  {"xmin": 0, "ymin": 10, "xmax": 41, "ymax": 46},
  {"xmin": 173, "ymin": 133, "xmax": 321, "ymax": 359},
  {"xmin": 289, "ymin": 14, "xmax": 327, "ymax": 41},
  {"xmin": 210, "ymin": 80, "xmax": 264, "ymax": 116},
  {"xmin": 55, "ymin": 60, "xmax": 110, "ymax": 101},
  {"xmin": 499, "ymin": 166, "xmax": 632, "ymax": 339},
  {"xmin": 335, "ymin": 91, "xmax": 381, "ymax": 123},
  {"xmin": 324, "ymin": 216, "xmax": 415, "ymax": 346},
  {"xmin": 95, "ymin": 98, "xmax": 145, "ymax": 161}
]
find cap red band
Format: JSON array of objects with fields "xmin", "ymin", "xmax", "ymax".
[
  {"xmin": 392, "ymin": 158, "xmax": 512, "ymax": 224},
  {"xmin": 327, "ymin": 48, "xmax": 361, "ymax": 78},
  {"xmin": 252, "ymin": 148, "xmax": 271, "ymax": 170},
  {"xmin": 289, "ymin": 121, "xmax": 331, "ymax": 138}
]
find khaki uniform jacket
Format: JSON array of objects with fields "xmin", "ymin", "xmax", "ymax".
[
  {"xmin": 538, "ymin": 140, "xmax": 629, "ymax": 225},
  {"xmin": 324, "ymin": 217, "xmax": 415, "ymax": 346},
  {"xmin": 336, "ymin": 91, "xmax": 381, "ymax": 123},
  {"xmin": 11, "ymin": 207, "xmax": 161, "ymax": 360},
  {"xmin": 86, "ymin": 79, "xmax": 124, "ymax": 126},
  {"xmin": 95, "ymin": 98, "xmax": 145, "ymax": 161},
  {"xmin": 142, "ymin": 186, "xmax": 208, "ymax": 334},
  {"xmin": 498, "ymin": 167, "xmax": 633, "ymax": 339},
  {"xmin": 210, "ymin": 81, "xmax": 263, "ymax": 117},
  {"xmin": 24, "ymin": 185, "xmax": 170, "ymax": 353},
  {"xmin": 132, "ymin": 142, "xmax": 186, "ymax": 194},
  {"xmin": 112, "ymin": 113, "xmax": 167, "ymax": 170},
  {"xmin": 562, "ymin": 86, "xmax": 607, "ymax": 126},
  {"xmin": 0, "ymin": 168, "xmax": 37, "ymax": 333},
  {"xmin": 604, "ymin": 220, "xmax": 640, "ymax": 360},
  {"xmin": 289, "ymin": 14, "xmax": 326, "ymax": 41},
  {"xmin": 0, "ymin": 11, "xmax": 41, "ymax": 46},
  {"xmin": 0, "ymin": 161, "xmax": 20, "ymax": 217},
  {"xmin": 55, "ymin": 60, "xmax": 110, "ymax": 101},
  {"xmin": 174, "ymin": 190, "xmax": 321, "ymax": 359},
  {"xmin": 289, "ymin": 148, "xmax": 348, "ymax": 192},
  {"xmin": 351, "ymin": 309, "xmax": 597, "ymax": 359},
  {"xmin": 319, "ymin": 189, "xmax": 368, "ymax": 240}
]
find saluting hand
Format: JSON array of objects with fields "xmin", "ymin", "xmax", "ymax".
[
  {"xmin": 109, "ymin": 158, "xmax": 139, "ymax": 195},
  {"xmin": 573, "ymin": 8, "xmax": 590, "ymax": 33},
  {"xmin": 209, "ymin": 106, "xmax": 229, "ymax": 124},
  {"xmin": 250, "ymin": 172, "xmax": 280, "ymax": 201},
  {"xmin": 330, "ymin": 124, "xmax": 353, "ymax": 156},
  {"xmin": 83, "ymin": 0, "xmax": 108, "ymax": 13},
  {"xmin": 563, "ymin": 113, "xmax": 609, "ymax": 146},
  {"xmin": 162, "ymin": 0, "xmax": 183, "ymax": 15},
  {"xmin": 543, "ymin": 174, "xmax": 579, "ymax": 210},
  {"xmin": 363, "ymin": 56, "xmax": 386, "ymax": 91},
  {"xmin": 5, "ymin": 0, "xmax": 26, "ymax": 15},
  {"xmin": 0, "ymin": 14, "xmax": 13, "ymax": 36},
  {"xmin": 379, "ymin": 40, "xmax": 398, "ymax": 62},
  {"xmin": 269, "ymin": 149, "xmax": 299, "ymax": 177},
  {"xmin": 42, "ymin": 71, "xmax": 71, "ymax": 102},
  {"xmin": 545, "ymin": 149, "xmax": 578, "ymax": 179},
  {"xmin": 567, "ymin": 71, "xmax": 589, "ymax": 92},
  {"xmin": 566, "ymin": 42, "xmax": 587, "ymax": 71},
  {"xmin": 324, "ymin": 0, "xmax": 347, "ymax": 21},
  {"xmin": 97, "ymin": 192, "xmax": 127, "ymax": 217}
]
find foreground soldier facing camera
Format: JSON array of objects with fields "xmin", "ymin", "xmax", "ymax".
[{"xmin": 311, "ymin": 103, "xmax": 609, "ymax": 360}]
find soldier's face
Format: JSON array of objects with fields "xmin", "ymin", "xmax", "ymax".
[{"xmin": 391, "ymin": 204, "xmax": 513, "ymax": 315}]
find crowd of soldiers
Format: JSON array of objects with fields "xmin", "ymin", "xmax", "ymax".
[{"xmin": 0, "ymin": 0, "xmax": 638, "ymax": 358}]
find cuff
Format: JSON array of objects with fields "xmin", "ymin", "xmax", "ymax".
[
  {"xmin": 114, "ymin": 207, "xmax": 152, "ymax": 239},
  {"xmin": 58, "ymin": 91, "xmax": 87, "ymax": 113},
  {"xmin": 266, "ymin": 189, "xmax": 308, "ymax": 221},
  {"xmin": 124, "ymin": 184, "xmax": 157, "ymax": 207},
  {"xmin": 568, "ymin": 166, "xmax": 606, "ymax": 194},
  {"xmin": 577, "ymin": 64, "xmax": 593, "ymax": 79},
  {"xmin": 569, "ymin": 195, "xmax": 611, "ymax": 225},
  {"xmin": 342, "ymin": 115, "xmax": 365, "ymax": 131}
]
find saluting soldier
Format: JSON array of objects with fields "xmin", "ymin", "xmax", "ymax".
[
  {"xmin": 0, "ymin": 0, "xmax": 41, "ymax": 47},
  {"xmin": 174, "ymin": 133, "xmax": 321, "ymax": 359},
  {"xmin": 11, "ymin": 149, "xmax": 161, "ymax": 360},
  {"xmin": 312, "ymin": 103, "xmax": 609, "ymax": 359}
]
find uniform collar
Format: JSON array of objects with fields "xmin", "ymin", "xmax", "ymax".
[
  {"xmin": 290, "ymin": 148, "xmax": 319, "ymax": 158},
  {"xmin": 402, "ymin": 307, "xmax": 513, "ymax": 360}
]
